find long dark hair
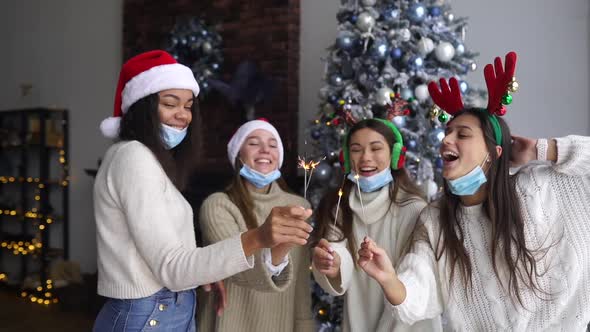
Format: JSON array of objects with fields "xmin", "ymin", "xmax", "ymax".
[
  {"xmin": 437, "ymin": 108, "xmax": 545, "ymax": 306},
  {"xmin": 118, "ymin": 93, "xmax": 201, "ymax": 191},
  {"xmin": 224, "ymin": 158, "xmax": 292, "ymax": 230},
  {"xmin": 315, "ymin": 119, "xmax": 425, "ymax": 259}
]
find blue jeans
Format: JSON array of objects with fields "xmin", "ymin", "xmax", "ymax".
[{"xmin": 93, "ymin": 288, "xmax": 196, "ymax": 332}]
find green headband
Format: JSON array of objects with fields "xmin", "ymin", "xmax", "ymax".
[{"xmin": 487, "ymin": 114, "xmax": 502, "ymax": 146}]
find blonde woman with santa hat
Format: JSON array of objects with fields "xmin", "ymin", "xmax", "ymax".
[
  {"xmin": 93, "ymin": 50, "xmax": 313, "ymax": 331},
  {"xmin": 197, "ymin": 119, "xmax": 315, "ymax": 332}
]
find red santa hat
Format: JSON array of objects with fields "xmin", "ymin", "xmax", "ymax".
[
  {"xmin": 227, "ymin": 119, "xmax": 284, "ymax": 169},
  {"xmin": 100, "ymin": 50, "xmax": 200, "ymax": 138}
]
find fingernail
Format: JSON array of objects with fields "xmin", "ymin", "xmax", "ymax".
[{"xmin": 328, "ymin": 247, "xmax": 334, "ymax": 253}]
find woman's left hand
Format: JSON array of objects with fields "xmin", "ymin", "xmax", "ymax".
[
  {"xmin": 510, "ymin": 135, "xmax": 538, "ymax": 167},
  {"xmin": 203, "ymin": 280, "xmax": 227, "ymax": 316}
]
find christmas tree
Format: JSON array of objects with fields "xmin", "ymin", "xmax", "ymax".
[{"xmin": 306, "ymin": 0, "xmax": 484, "ymax": 330}]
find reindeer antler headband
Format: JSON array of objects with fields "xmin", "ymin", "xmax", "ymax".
[{"xmin": 428, "ymin": 51, "xmax": 519, "ymax": 146}]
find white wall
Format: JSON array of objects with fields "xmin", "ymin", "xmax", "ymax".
[
  {"xmin": 299, "ymin": 0, "xmax": 590, "ymax": 156},
  {"xmin": 0, "ymin": 0, "xmax": 122, "ymax": 273}
]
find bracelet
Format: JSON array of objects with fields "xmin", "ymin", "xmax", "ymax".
[{"xmin": 536, "ymin": 138, "xmax": 548, "ymax": 161}]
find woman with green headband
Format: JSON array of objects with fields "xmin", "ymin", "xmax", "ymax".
[
  {"xmin": 358, "ymin": 53, "xmax": 590, "ymax": 330},
  {"xmin": 311, "ymin": 118, "xmax": 440, "ymax": 331}
]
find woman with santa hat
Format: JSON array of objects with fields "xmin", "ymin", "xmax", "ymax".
[{"xmin": 92, "ymin": 50, "xmax": 313, "ymax": 331}]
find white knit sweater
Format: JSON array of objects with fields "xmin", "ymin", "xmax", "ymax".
[
  {"xmin": 94, "ymin": 141, "xmax": 254, "ymax": 299},
  {"xmin": 312, "ymin": 185, "xmax": 441, "ymax": 332},
  {"xmin": 390, "ymin": 135, "xmax": 590, "ymax": 331}
]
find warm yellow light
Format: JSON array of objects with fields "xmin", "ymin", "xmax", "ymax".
[
  {"xmin": 38, "ymin": 184, "xmax": 44, "ymax": 189},
  {"xmin": 10, "ymin": 211, "xmax": 16, "ymax": 216},
  {"xmin": 44, "ymin": 292, "xmax": 51, "ymax": 297},
  {"xmin": 318, "ymin": 309, "xmax": 326, "ymax": 316},
  {"xmin": 34, "ymin": 178, "xmax": 39, "ymax": 183},
  {"xmin": 34, "ymin": 196, "xmax": 40, "ymax": 201},
  {"xmin": 21, "ymin": 292, "xmax": 27, "ymax": 297},
  {"xmin": 36, "ymin": 286, "xmax": 43, "ymax": 292},
  {"xmin": 37, "ymin": 298, "xmax": 43, "ymax": 304},
  {"xmin": 46, "ymin": 280, "xmax": 52, "ymax": 284},
  {"xmin": 17, "ymin": 241, "xmax": 23, "ymax": 246},
  {"xmin": 8, "ymin": 177, "xmax": 15, "ymax": 182},
  {"xmin": 46, "ymin": 284, "xmax": 53, "ymax": 289},
  {"xmin": 31, "ymin": 297, "xmax": 37, "ymax": 302},
  {"xmin": 61, "ymin": 180, "xmax": 68, "ymax": 186},
  {"xmin": 44, "ymin": 300, "xmax": 50, "ymax": 305},
  {"xmin": 52, "ymin": 299, "xmax": 58, "ymax": 303},
  {"xmin": 12, "ymin": 250, "xmax": 19, "ymax": 255},
  {"xmin": 28, "ymin": 245, "xmax": 35, "ymax": 250},
  {"xmin": 39, "ymin": 225, "xmax": 45, "ymax": 230},
  {"xmin": 26, "ymin": 177, "xmax": 33, "ymax": 182}
]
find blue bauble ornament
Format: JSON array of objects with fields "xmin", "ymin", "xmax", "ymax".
[
  {"xmin": 211, "ymin": 62, "xmax": 220, "ymax": 71},
  {"xmin": 370, "ymin": 39, "xmax": 389, "ymax": 60},
  {"xmin": 407, "ymin": 3, "xmax": 426, "ymax": 23},
  {"xmin": 311, "ymin": 129, "xmax": 321, "ymax": 140},
  {"xmin": 382, "ymin": 7, "xmax": 400, "ymax": 22},
  {"xmin": 336, "ymin": 32, "xmax": 355, "ymax": 51},
  {"xmin": 330, "ymin": 74, "xmax": 343, "ymax": 86},
  {"xmin": 390, "ymin": 47, "xmax": 403, "ymax": 59},
  {"xmin": 430, "ymin": 6, "xmax": 442, "ymax": 17},
  {"xmin": 350, "ymin": 14, "xmax": 358, "ymax": 24},
  {"xmin": 460, "ymin": 81, "xmax": 468, "ymax": 93},
  {"xmin": 408, "ymin": 55, "xmax": 424, "ymax": 70},
  {"xmin": 428, "ymin": 128, "xmax": 445, "ymax": 146},
  {"xmin": 407, "ymin": 139, "xmax": 418, "ymax": 151}
]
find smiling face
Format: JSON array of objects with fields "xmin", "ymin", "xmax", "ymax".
[
  {"xmin": 238, "ymin": 129, "xmax": 280, "ymax": 175},
  {"xmin": 348, "ymin": 127, "xmax": 391, "ymax": 177},
  {"xmin": 440, "ymin": 113, "xmax": 490, "ymax": 180},
  {"xmin": 157, "ymin": 89, "xmax": 194, "ymax": 129}
]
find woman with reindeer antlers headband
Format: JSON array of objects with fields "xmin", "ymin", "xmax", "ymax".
[{"xmin": 357, "ymin": 51, "xmax": 590, "ymax": 330}]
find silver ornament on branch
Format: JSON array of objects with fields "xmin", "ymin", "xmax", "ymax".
[
  {"xmin": 469, "ymin": 62, "xmax": 477, "ymax": 71},
  {"xmin": 361, "ymin": 0, "xmax": 377, "ymax": 7},
  {"xmin": 417, "ymin": 37, "xmax": 434, "ymax": 55},
  {"xmin": 387, "ymin": 29, "xmax": 396, "ymax": 39},
  {"xmin": 202, "ymin": 42, "xmax": 213, "ymax": 54},
  {"xmin": 392, "ymin": 115, "xmax": 406, "ymax": 128},
  {"xmin": 444, "ymin": 12, "xmax": 455, "ymax": 23},
  {"xmin": 398, "ymin": 28, "xmax": 411, "ymax": 42},
  {"xmin": 414, "ymin": 84, "xmax": 429, "ymax": 102},
  {"xmin": 356, "ymin": 12, "xmax": 376, "ymax": 32},
  {"xmin": 455, "ymin": 43, "xmax": 465, "ymax": 56},
  {"xmin": 400, "ymin": 87, "xmax": 413, "ymax": 100},
  {"xmin": 435, "ymin": 41, "xmax": 455, "ymax": 63},
  {"xmin": 375, "ymin": 87, "xmax": 394, "ymax": 106}
]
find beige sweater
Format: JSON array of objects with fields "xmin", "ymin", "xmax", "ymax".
[
  {"xmin": 197, "ymin": 182, "xmax": 315, "ymax": 332},
  {"xmin": 312, "ymin": 185, "xmax": 441, "ymax": 332},
  {"xmin": 94, "ymin": 141, "xmax": 253, "ymax": 299}
]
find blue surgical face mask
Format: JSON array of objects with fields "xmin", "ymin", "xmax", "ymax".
[
  {"xmin": 239, "ymin": 164, "xmax": 281, "ymax": 188},
  {"xmin": 446, "ymin": 154, "xmax": 489, "ymax": 196},
  {"xmin": 161, "ymin": 124, "xmax": 187, "ymax": 150},
  {"xmin": 347, "ymin": 168, "xmax": 394, "ymax": 192}
]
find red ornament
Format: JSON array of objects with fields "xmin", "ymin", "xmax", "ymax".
[
  {"xmin": 496, "ymin": 106, "xmax": 507, "ymax": 116},
  {"xmin": 339, "ymin": 150, "xmax": 346, "ymax": 171},
  {"xmin": 332, "ymin": 118, "xmax": 341, "ymax": 126}
]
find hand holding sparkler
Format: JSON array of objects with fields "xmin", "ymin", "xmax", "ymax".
[
  {"xmin": 312, "ymin": 238, "xmax": 341, "ymax": 279},
  {"xmin": 242, "ymin": 206, "xmax": 313, "ymax": 257}
]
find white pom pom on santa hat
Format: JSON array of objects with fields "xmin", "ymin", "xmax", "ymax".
[{"xmin": 100, "ymin": 50, "xmax": 200, "ymax": 138}]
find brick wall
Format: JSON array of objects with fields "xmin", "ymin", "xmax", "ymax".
[{"xmin": 123, "ymin": 0, "xmax": 300, "ymax": 176}]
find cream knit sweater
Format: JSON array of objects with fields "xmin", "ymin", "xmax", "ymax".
[
  {"xmin": 197, "ymin": 182, "xmax": 315, "ymax": 332},
  {"xmin": 94, "ymin": 141, "xmax": 254, "ymax": 299},
  {"xmin": 312, "ymin": 184, "xmax": 441, "ymax": 332},
  {"xmin": 390, "ymin": 135, "xmax": 590, "ymax": 331}
]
